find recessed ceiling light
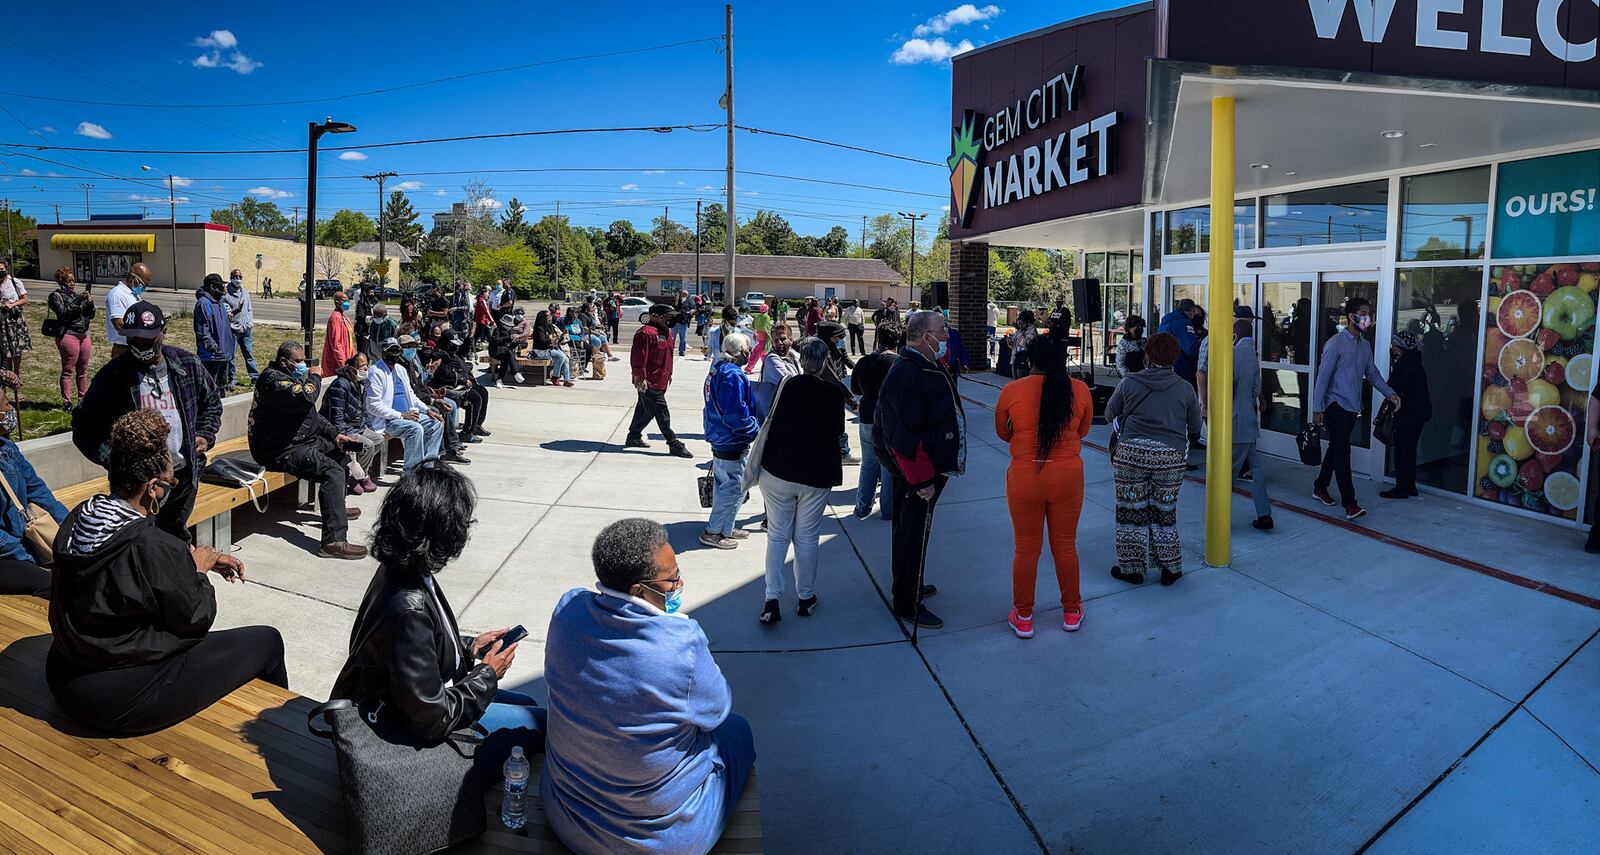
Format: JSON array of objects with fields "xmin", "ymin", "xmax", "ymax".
[
  {"xmin": 1418, "ymin": 142, "xmax": 1437, "ymax": 148},
  {"xmin": 1250, "ymin": 163, "xmax": 1271, "ymax": 169},
  {"xmin": 1381, "ymin": 130, "xmax": 1406, "ymax": 139}
]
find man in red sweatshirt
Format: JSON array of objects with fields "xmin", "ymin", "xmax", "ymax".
[{"xmin": 626, "ymin": 304, "xmax": 693, "ymax": 458}]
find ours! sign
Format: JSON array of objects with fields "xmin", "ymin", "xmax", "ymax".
[
  {"xmin": 1493, "ymin": 149, "xmax": 1600, "ymax": 259},
  {"xmin": 948, "ymin": 65, "xmax": 1121, "ymax": 229}
]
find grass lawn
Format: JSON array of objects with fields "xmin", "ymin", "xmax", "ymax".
[{"xmin": 10, "ymin": 302, "xmax": 317, "ymax": 441}]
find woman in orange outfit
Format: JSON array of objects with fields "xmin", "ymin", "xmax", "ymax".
[{"xmin": 994, "ymin": 331, "xmax": 1093, "ymax": 638}]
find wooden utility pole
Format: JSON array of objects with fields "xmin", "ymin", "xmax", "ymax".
[
  {"xmin": 79, "ymin": 184, "xmax": 93, "ymax": 219},
  {"xmin": 2, "ymin": 198, "xmax": 12, "ymax": 264},
  {"xmin": 52, "ymin": 203, "xmax": 61, "ymax": 224},
  {"xmin": 695, "ymin": 199, "xmax": 702, "ymax": 298},
  {"xmin": 861, "ymin": 214, "xmax": 867, "ymax": 258},
  {"xmin": 291, "ymin": 206, "xmax": 301, "ymax": 227},
  {"xmin": 364, "ymin": 172, "xmax": 397, "ymax": 288},
  {"xmin": 724, "ymin": 3, "xmax": 736, "ymax": 305},
  {"xmin": 554, "ymin": 200, "xmax": 562, "ymax": 297}
]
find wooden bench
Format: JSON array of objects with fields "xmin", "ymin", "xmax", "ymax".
[
  {"xmin": 0, "ymin": 594, "xmax": 764, "ymax": 854},
  {"xmin": 51, "ymin": 436, "xmax": 301, "ymax": 551},
  {"xmin": 515, "ymin": 357, "xmax": 554, "ymax": 387}
]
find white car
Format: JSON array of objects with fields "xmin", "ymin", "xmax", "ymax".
[{"xmin": 624, "ymin": 295, "xmax": 669, "ymax": 324}]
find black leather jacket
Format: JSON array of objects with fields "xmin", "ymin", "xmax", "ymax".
[{"xmin": 329, "ymin": 565, "xmax": 497, "ymax": 744}]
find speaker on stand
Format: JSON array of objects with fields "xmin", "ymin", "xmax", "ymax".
[{"xmin": 1070, "ymin": 278, "xmax": 1101, "ymax": 387}]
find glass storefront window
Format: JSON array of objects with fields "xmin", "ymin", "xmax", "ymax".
[
  {"xmin": 1163, "ymin": 202, "xmax": 1256, "ymax": 255},
  {"xmin": 1086, "ymin": 252, "xmax": 1107, "ymax": 282},
  {"xmin": 1390, "ymin": 267, "xmax": 1484, "ymax": 493},
  {"xmin": 1263, "ymin": 180, "xmax": 1388, "ymax": 248},
  {"xmin": 1132, "ymin": 251, "xmax": 1143, "ymax": 279},
  {"xmin": 1319, "ymin": 279, "xmax": 1380, "ymax": 448},
  {"xmin": 1109, "ymin": 252, "xmax": 1131, "ymax": 284},
  {"xmin": 1148, "ymin": 213, "xmax": 1163, "ymax": 271},
  {"xmin": 1399, "ymin": 167, "xmax": 1489, "ymax": 262},
  {"xmin": 1259, "ymin": 280, "xmax": 1315, "ymax": 436}
]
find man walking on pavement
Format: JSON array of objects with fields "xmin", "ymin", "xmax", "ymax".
[
  {"xmin": 1312, "ymin": 296, "xmax": 1401, "ymax": 521},
  {"xmin": 1199, "ymin": 316, "xmax": 1274, "ymax": 531},
  {"xmin": 875, "ymin": 310, "xmax": 965, "ymax": 630},
  {"xmin": 224, "ymin": 269, "xmax": 258, "ymax": 386},
  {"xmin": 627, "ymin": 304, "xmax": 693, "ymax": 458}
]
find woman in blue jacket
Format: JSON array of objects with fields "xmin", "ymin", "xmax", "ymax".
[
  {"xmin": 0, "ymin": 398, "xmax": 68, "ymax": 596},
  {"xmin": 700, "ymin": 333, "xmax": 758, "ymax": 551}
]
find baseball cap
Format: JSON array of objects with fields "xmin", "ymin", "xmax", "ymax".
[
  {"xmin": 397, "ymin": 334, "xmax": 418, "ymax": 347},
  {"xmin": 121, "ymin": 301, "xmax": 167, "ymax": 339},
  {"xmin": 380, "ymin": 336, "xmax": 400, "ymax": 351}
]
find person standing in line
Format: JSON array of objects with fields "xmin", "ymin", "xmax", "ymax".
[
  {"xmin": 1104, "ymin": 333, "xmax": 1201, "ymax": 587},
  {"xmin": 745, "ymin": 306, "xmax": 771, "ymax": 373},
  {"xmin": 193, "ymin": 274, "xmax": 235, "ymax": 393},
  {"xmin": 985, "ymin": 300, "xmax": 1000, "ymax": 358},
  {"xmin": 801, "ymin": 298, "xmax": 823, "ymax": 338},
  {"xmin": 753, "ymin": 324, "xmax": 798, "ymax": 421},
  {"xmin": 0, "ymin": 259, "xmax": 30, "ymax": 376},
  {"xmin": 994, "ymin": 334, "xmax": 1092, "ymax": 637},
  {"xmin": 707, "ymin": 306, "xmax": 739, "ymax": 363},
  {"xmin": 73, "ymin": 302, "xmax": 222, "ymax": 543},
  {"xmin": 320, "ymin": 291, "xmax": 356, "ymax": 378},
  {"xmin": 626, "ymin": 305, "xmax": 693, "ymax": 458},
  {"xmin": 224, "ymin": 269, "xmax": 259, "ymax": 387},
  {"xmin": 672, "ymin": 292, "xmax": 693, "ymax": 357},
  {"xmin": 1199, "ymin": 318, "xmax": 1275, "ymax": 530},
  {"xmin": 875, "ymin": 310, "xmax": 964, "ymax": 630},
  {"xmin": 1311, "ymin": 296, "xmax": 1401, "ymax": 521},
  {"xmin": 488, "ymin": 278, "xmax": 505, "ymax": 317},
  {"xmin": 1158, "ymin": 298, "xmax": 1202, "ymax": 387},
  {"xmin": 1380, "ymin": 331, "xmax": 1431, "ymax": 500},
  {"xmin": 604, "ymin": 291, "xmax": 622, "ymax": 344},
  {"xmin": 103, "ymin": 263, "xmax": 146, "ymax": 360},
  {"xmin": 851, "ymin": 322, "xmax": 901, "ymax": 521},
  {"xmin": 845, "ymin": 300, "xmax": 866, "ymax": 356},
  {"xmin": 472, "ymin": 286, "xmax": 492, "ymax": 350},
  {"xmin": 701, "ymin": 333, "xmax": 758, "ymax": 551},
  {"xmin": 816, "ymin": 321, "xmax": 859, "ymax": 464},
  {"xmin": 1116, "ymin": 314, "xmax": 1147, "ymax": 375},
  {"xmin": 46, "ymin": 267, "xmax": 95, "ymax": 406}
]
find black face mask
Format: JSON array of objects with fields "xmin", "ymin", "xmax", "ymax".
[{"xmin": 382, "ymin": 351, "xmax": 402, "ymax": 365}]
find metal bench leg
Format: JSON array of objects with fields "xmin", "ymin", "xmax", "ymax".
[{"xmin": 214, "ymin": 509, "xmax": 235, "ymax": 552}]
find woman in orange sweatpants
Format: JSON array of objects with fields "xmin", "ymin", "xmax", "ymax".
[{"xmin": 994, "ymin": 333, "xmax": 1093, "ymax": 638}]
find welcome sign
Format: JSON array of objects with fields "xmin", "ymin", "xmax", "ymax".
[{"xmin": 1492, "ymin": 149, "xmax": 1600, "ymax": 259}]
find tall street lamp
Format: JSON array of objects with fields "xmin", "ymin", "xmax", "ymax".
[
  {"xmin": 304, "ymin": 118, "xmax": 357, "ymax": 363},
  {"xmin": 140, "ymin": 165, "xmax": 181, "ymax": 291},
  {"xmin": 897, "ymin": 211, "xmax": 927, "ymax": 301}
]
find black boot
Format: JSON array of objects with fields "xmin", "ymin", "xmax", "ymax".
[{"xmin": 1111, "ymin": 565, "xmax": 1144, "ymax": 585}]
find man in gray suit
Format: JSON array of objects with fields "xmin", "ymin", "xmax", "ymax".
[{"xmin": 1198, "ymin": 313, "xmax": 1274, "ymax": 531}]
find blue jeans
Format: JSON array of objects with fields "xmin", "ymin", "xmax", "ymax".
[
  {"xmin": 229, "ymin": 326, "xmax": 259, "ymax": 385},
  {"xmin": 708, "ymin": 454, "xmax": 745, "ymax": 536},
  {"xmin": 855, "ymin": 423, "xmax": 893, "ymax": 520},
  {"xmin": 536, "ymin": 348, "xmax": 571, "ymax": 381},
  {"xmin": 674, "ymin": 323, "xmax": 689, "ymax": 355},
  {"xmin": 714, "ymin": 712, "xmax": 756, "ymax": 832},
  {"xmin": 1233, "ymin": 441, "xmax": 1272, "ymax": 519},
  {"xmin": 473, "ymin": 689, "xmax": 547, "ymax": 779},
  {"xmin": 385, "ymin": 416, "xmax": 443, "ymax": 472}
]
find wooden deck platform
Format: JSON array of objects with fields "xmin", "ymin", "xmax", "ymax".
[{"xmin": 0, "ymin": 595, "xmax": 762, "ymax": 854}]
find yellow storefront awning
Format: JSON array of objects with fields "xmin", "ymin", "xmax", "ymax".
[{"xmin": 50, "ymin": 233, "xmax": 156, "ymax": 252}]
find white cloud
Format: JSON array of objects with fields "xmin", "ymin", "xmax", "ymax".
[
  {"xmin": 130, "ymin": 193, "xmax": 192, "ymax": 204},
  {"xmin": 40, "ymin": 126, "xmax": 56, "ymax": 134},
  {"xmin": 19, "ymin": 169, "xmax": 37, "ymax": 177},
  {"xmin": 913, "ymin": 4, "xmax": 1001, "ymax": 36},
  {"xmin": 891, "ymin": 37, "xmax": 975, "ymax": 64},
  {"xmin": 620, "ymin": 183, "xmax": 640, "ymax": 191},
  {"xmin": 433, "ymin": 189, "xmax": 448, "ymax": 196},
  {"xmin": 697, "ymin": 185, "xmax": 718, "ymax": 191},
  {"xmin": 642, "ymin": 170, "xmax": 667, "ymax": 175},
  {"xmin": 337, "ymin": 151, "xmax": 368, "ymax": 161},
  {"xmin": 676, "ymin": 180, "xmax": 686, "ymax": 186},
  {"xmin": 473, "ymin": 198, "xmax": 502, "ymax": 210},
  {"xmin": 192, "ymin": 30, "xmax": 261, "ymax": 74},
  {"xmin": 613, "ymin": 198, "xmax": 649, "ymax": 204},
  {"xmin": 246, "ymin": 186, "xmax": 293, "ymax": 199},
  {"xmin": 394, "ymin": 180, "xmax": 424, "ymax": 191},
  {"xmin": 169, "ymin": 176, "xmax": 194, "ymax": 188},
  {"xmin": 74, "ymin": 121, "xmax": 112, "ymax": 139}
]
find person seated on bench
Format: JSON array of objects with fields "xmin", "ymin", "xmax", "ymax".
[
  {"xmin": 47, "ymin": 409, "xmax": 288, "ymax": 736},
  {"xmin": 73, "ymin": 301, "xmax": 221, "ymax": 544},
  {"xmin": 0, "ymin": 396, "xmax": 68, "ymax": 596},
  {"xmin": 399, "ymin": 334, "xmax": 471, "ymax": 467},
  {"xmin": 320, "ymin": 352, "xmax": 383, "ymax": 495},
  {"xmin": 331, "ymin": 464, "xmax": 542, "ymax": 776},
  {"xmin": 247, "ymin": 342, "xmax": 369, "ymax": 560},
  {"xmin": 510, "ymin": 306, "xmax": 533, "ymax": 359},
  {"xmin": 366, "ymin": 336, "xmax": 445, "ymax": 474},
  {"xmin": 422, "ymin": 341, "xmax": 491, "ymax": 447},
  {"xmin": 542, "ymin": 518, "xmax": 756, "ymax": 855},
  {"xmin": 488, "ymin": 314, "xmax": 521, "ymax": 389},
  {"xmin": 532, "ymin": 310, "xmax": 575, "ymax": 388}
]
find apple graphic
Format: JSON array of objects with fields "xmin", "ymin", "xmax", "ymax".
[
  {"xmin": 1525, "ymin": 378, "xmax": 1561, "ymax": 410},
  {"xmin": 1542, "ymin": 285, "xmax": 1597, "ymax": 342}
]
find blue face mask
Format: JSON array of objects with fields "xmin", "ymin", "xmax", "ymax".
[
  {"xmin": 934, "ymin": 340, "xmax": 948, "ymax": 359},
  {"xmin": 291, "ymin": 361, "xmax": 309, "ymax": 378},
  {"xmin": 339, "ymin": 301, "xmax": 351, "ymax": 312},
  {"xmin": 401, "ymin": 348, "xmax": 417, "ymax": 361},
  {"xmin": 130, "ymin": 276, "xmax": 146, "ymax": 296},
  {"xmin": 643, "ymin": 581, "xmax": 684, "ymax": 614}
]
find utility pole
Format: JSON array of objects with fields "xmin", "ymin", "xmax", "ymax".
[
  {"xmin": 2, "ymin": 198, "xmax": 12, "ymax": 265},
  {"xmin": 364, "ymin": 171, "xmax": 397, "ymax": 289},
  {"xmin": 52, "ymin": 203, "xmax": 61, "ymax": 224},
  {"xmin": 661, "ymin": 206, "xmax": 669, "ymax": 251},
  {"xmin": 554, "ymin": 200, "xmax": 562, "ymax": 297},
  {"xmin": 898, "ymin": 211, "xmax": 927, "ymax": 300},
  {"xmin": 694, "ymin": 199, "xmax": 702, "ymax": 298},
  {"xmin": 291, "ymin": 206, "xmax": 301, "ymax": 227},
  {"xmin": 861, "ymin": 214, "xmax": 867, "ymax": 258},
  {"xmin": 723, "ymin": 3, "xmax": 737, "ymax": 306},
  {"xmin": 79, "ymin": 184, "xmax": 93, "ymax": 219}
]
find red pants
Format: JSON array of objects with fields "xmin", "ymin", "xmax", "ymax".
[
  {"xmin": 745, "ymin": 330, "xmax": 768, "ymax": 372},
  {"xmin": 56, "ymin": 332, "xmax": 91, "ymax": 401},
  {"xmin": 1006, "ymin": 457, "xmax": 1084, "ymax": 614}
]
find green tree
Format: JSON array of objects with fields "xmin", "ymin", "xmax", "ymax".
[
  {"xmin": 1011, "ymin": 248, "xmax": 1052, "ymax": 303},
  {"xmin": 813, "ymin": 225, "xmax": 850, "ymax": 258},
  {"xmin": 988, "ymin": 249, "xmax": 1016, "ymax": 300},
  {"xmin": 466, "ymin": 243, "xmax": 542, "ymax": 294},
  {"xmin": 317, "ymin": 209, "xmax": 377, "ymax": 248},
  {"xmin": 210, "ymin": 196, "xmax": 291, "ymax": 235},
  {"xmin": 604, "ymin": 219, "xmax": 655, "ymax": 260},
  {"xmin": 500, "ymin": 198, "xmax": 527, "ymax": 238},
  {"xmin": 381, "ymin": 191, "xmax": 423, "ymax": 249},
  {"xmin": 1, "ymin": 206, "xmax": 38, "ymax": 274},
  {"xmin": 650, "ymin": 214, "xmax": 696, "ymax": 253}
]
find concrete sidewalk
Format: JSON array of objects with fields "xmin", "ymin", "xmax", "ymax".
[{"xmin": 213, "ymin": 356, "xmax": 1599, "ymax": 854}]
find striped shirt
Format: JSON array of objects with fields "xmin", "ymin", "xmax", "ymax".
[{"xmin": 66, "ymin": 495, "xmax": 144, "ymax": 556}]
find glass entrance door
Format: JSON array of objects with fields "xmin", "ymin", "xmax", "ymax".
[
  {"xmin": 1318, "ymin": 277, "xmax": 1381, "ymax": 453},
  {"xmin": 1258, "ymin": 279, "xmax": 1315, "ymax": 450}
]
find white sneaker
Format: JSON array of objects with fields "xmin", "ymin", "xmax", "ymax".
[
  {"xmin": 495, "ymin": 380, "xmax": 508, "ymax": 388},
  {"xmin": 514, "ymin": 373, "xmax": 525, "ymax": 383}
]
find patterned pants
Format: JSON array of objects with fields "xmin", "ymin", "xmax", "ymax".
[{"xmin": 1112, "ymin": 437, "xmax": 1187, "ymax": 576}]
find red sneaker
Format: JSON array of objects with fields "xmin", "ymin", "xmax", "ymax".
[
  {"xmin": 1063, "ymin": 608, "xmax": 1083, "ymax": 632},
  {"xmin": 1312, "ymin": 487, "xmax": 1336, "ymax": 506},
  {"xmin": 1007, "ymin": 609, "xmax": 1034, "ymax": 639}
]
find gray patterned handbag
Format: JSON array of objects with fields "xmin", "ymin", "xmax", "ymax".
[{"xmin": 307, "ymin": 699, "xmax": 488, "ymax": 855}]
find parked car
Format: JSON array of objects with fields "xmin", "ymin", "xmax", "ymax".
[
  {"xmin": 314, "ymin": 279, "xmax": 344, "ymax": 298},
  {"xmin": 736, "ymin": 291, "xmax": 768, "ymax": 313}
]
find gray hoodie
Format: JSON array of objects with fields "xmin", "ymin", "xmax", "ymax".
[{"xmin": 1104, "ymin": 367, "xmax": 1202, "ymax": 454}]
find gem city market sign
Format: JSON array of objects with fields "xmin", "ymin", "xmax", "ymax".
[{"xmin": 948, "ymin": 65, "xmax": 1121, "ymax": 229}]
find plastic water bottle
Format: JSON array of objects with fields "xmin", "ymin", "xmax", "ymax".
[{"xmin": 500, "ymin": 746, "xmax": 530, "ymax": 830}]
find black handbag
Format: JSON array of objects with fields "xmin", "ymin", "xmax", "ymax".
[
  {"xmin": 40, "ymin": 316, "xmax": 61, "ymax": 338},
  {"xmin": 1297, "ymin": 424, "xmax": 1324, "ymax": 466},
  {"xmin": 202, "ymin": 455, "xmax": 270, "ymax": 511},
  {"xmin": 308, "ymin": 699, "xmax": 489, "ymax": 855},
  {"xmin": 1373, "ymin": 400, "xmax": 1397, "ymax": 446}
]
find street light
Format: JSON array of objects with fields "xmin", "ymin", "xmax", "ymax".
[
  {"xmin": 140, "ymin": 165, "xmax": 181, "ymax": 291},
  {"xmin": 304, "ymin": 118, "xmax": 358, "ymax": 363},
  {"xmin": 897, "ymin": 211, "xmax": 927, "ymax": 302}
]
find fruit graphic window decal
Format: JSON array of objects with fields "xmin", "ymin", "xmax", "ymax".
[{"xmin": 1477, "ymin": 263, "xmax": 1598, "ymax": 519}]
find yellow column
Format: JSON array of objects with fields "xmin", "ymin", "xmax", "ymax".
[{"xmin": 1205, "ymin": 96, "xmax": 1235, "ymax": 568}]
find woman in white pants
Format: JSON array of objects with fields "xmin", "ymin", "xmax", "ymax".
[{"xmin": 753, "ymin": 337, "xmax": 846, "ymax": 625}]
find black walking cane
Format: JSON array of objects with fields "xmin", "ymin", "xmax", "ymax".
[{"xmin": 910, "ymin": 488, "xmax": 936, "ymax": 649}]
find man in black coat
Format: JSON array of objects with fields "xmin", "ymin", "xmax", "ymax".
[
  {"xmin": 247, "ymin": 342, "xmax": 368, "ymax": 560},
  {"xmin": 873, "ymin": 310, "xmax": 965, "ymax": 630}
]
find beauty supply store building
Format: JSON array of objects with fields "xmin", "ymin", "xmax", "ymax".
[{"xmin": 946, "ymin": 0, "xmax": 1600, "ymax": 527}]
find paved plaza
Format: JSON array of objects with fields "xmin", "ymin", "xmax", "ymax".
[{"xmin": 213, "ymin": 354, "xmax": 1598, "ymax": 854}]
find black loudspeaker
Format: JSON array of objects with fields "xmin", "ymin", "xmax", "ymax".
[
  {"xmin": 1071, "ymin": 278, "xmax": 1102, "ymax": 322},
  {"xmin": 928, "ymin": 280, "xmax": 949, "ymax": 309}
]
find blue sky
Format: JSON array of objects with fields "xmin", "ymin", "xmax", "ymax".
[{"xmin": 0, "ymin": 1, "xmax": 1114, "ymax": 238}]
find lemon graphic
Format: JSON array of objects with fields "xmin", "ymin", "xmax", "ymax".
[
  {"xmin": 1565, "ymin": 353, "xmax": 1594, "ymax": 393},
  {"xmin": 1543, "ymin": 471, "xmax": 1580, "ymax": 511}
]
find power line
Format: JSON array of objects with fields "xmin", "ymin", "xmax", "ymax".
[
  {"xmin": 736, "ymin": 125, "xmax": 941, "ymax": 167},
  {"xmin": 0, "ymin": 124, "xmax": 723, "ymax": 156},
  {"xmin": 0, "ymin": 38, "xmax": 722, "ymax": 109}
]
